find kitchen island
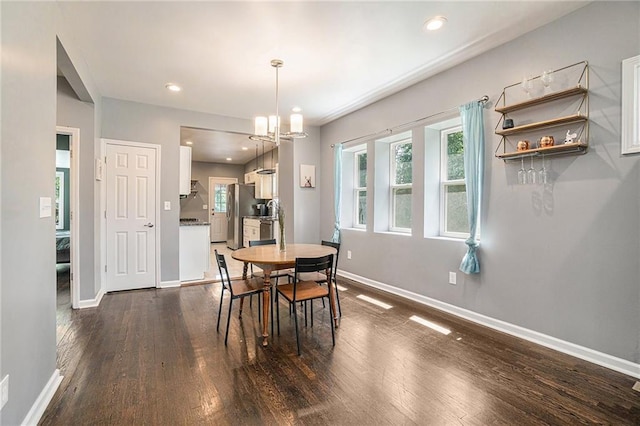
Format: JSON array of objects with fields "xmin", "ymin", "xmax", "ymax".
[{"xmin": 179, "ymin": 221, "xmax": 210, "ymax": 282}]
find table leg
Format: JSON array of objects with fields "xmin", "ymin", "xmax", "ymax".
[
  {"xmin": 242, "ymin": 262, "xmax": 249, "ymax": 279},
  {"xmin": 261, "ymin": 269, "xmax": 272, "ymax": 347}
]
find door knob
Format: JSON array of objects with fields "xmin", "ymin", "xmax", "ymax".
[{"xmin": 144, "ymin": 223, "xmax": 154, "ymax": 228}]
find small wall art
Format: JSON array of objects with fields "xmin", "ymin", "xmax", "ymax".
[{"xmin": 300, "ymin": 164, "xmax": 316, "ymax": 188}]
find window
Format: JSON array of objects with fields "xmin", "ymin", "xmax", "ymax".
[
  {"xmin": 440, "ymin": 126, "xmax": 470, "ymax": 238},
  {"xmin": 390, "ymin": 138, "xmax": 412, "ymax": 231},
  {"xmin": 354, "ymin": 149, "xmax": 367, "ymax": 228},
  {"xmin": 213, "ymin": 183, "xmax": 227, "ymax": 213}
]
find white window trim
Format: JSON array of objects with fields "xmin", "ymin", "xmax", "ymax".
[
  {"xmin": 389, "ymin": 139, "xmax": 412, "ymax": 233},
  {"xmin": 353, "ymin": 149, "xmax": 367, "ymax": 229},
  {"xmin": 439, "ymin": 125, "xmax": 469, "ymax": 239}
]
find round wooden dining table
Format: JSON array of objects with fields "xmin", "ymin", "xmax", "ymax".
[{"xmin": 231, "ymin": 243, "xmax": 338, "ymax": 346}]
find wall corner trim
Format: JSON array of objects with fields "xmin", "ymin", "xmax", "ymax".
[
  {"xmin": 160, "ymin": 280, "xmax": 181, "ymax": 289},
  {"xmin": 78, "ymin": 288, "xmax": 105, "ymax": 309},
  {"xmin": 21, "ymin": 369, "xmax": 63, "ymax": 426},
  {"xmin": 337, "ymin": 269, "xmax": 640, "ymax": 380}
]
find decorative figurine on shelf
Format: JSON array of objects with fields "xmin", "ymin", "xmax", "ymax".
[
  {"xmin": 539, "ymin": 136, "xmax": 555, "ymax": 148},
  {"xmin": 517, "ymin": 140, "xmax": 530, "ymax": 151},
  {"xmin": 564, "ymin": 130, "xmax": 577, "ymax": 144},
  {"xmin": 502, "ymin": 118, "xmax": 514, "ymax": 129}
]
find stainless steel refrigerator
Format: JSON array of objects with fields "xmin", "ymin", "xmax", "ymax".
[{"xmin": 226, "ymin": 183, "xmax": 258, "ymax": 250}]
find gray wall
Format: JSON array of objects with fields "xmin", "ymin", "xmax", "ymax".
[
  {"xmin": 180, "ymin": 161, "xmax": 245, "ymax": 222},
  {"xmin": 101, "ymin": 98, "xmax": 321, "ymax": 282},
  {"xmin": 1, "ymin": 3, "xmax": 58, "ymax": 424},
  {"xmin": 244, "ymin": 147, "xmax": 279, "ymax": 174},
  {"xmin": 320, "ymin": 2, "xmax": 640, "ymax": 363}
]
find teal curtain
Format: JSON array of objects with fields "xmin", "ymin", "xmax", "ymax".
[
  {"xmin": 458, "ymin": 101, "xmax": 485, "ymax": 274},
  {"xmin": 332, "ymin": 144, "xmax": 343, "ymax": 243}
]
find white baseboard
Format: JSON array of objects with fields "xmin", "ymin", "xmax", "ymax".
[
  {"xmin": 337, "ymin": 269, "xmax": 640, "ymax": 379},
  {"xmin": 159, "ymin": 280, "xmax": 181, "ymax": 288},
  {"xmin": 77, "ymin": 287, "xmax": 104, "ymax": 309},
  {"xmin": 21, "ymin": 369, "xmax": 62, "ymax": 426}
]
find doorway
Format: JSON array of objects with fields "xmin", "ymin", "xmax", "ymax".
[
  {"xmin": 56, "ymin": 126, "xmax": 80, "ymax": 311},
  {"xmin": 208, "ymin": 177, "xmax": 237, "ymax": 243}
]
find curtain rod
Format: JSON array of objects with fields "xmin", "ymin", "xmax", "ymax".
[{"xmin": 330, "ymin": 95, "xmax": 489, "ymax": 148}]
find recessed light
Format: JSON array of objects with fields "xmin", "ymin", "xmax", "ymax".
[
  {"xmin": 423, "ymin": 15, "xmax": 447, "ymax": 31},
  {"xmin": 226, "ymin": 157, "xmax": 232, "ymax": 161},
  {"xmin": 242, "ymin": 147, "xmax": 249, "ymax": 151},
  {"xmin": 292, "ymin": 106, "xmax": 302, "ymax": 113},
  {"xmin": 185, "ymin": 141, "xmax": 193, "ymax": 145},
  {"xmin": 165, "ymin": 83, "xmax": 181, "ymax": 92}
]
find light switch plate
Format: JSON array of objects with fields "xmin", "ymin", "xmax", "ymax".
[
  {"xmin": 449, "ymin": 272, "xmax": 457, "ymax": 285},
  {"xmin": 40, "ymin": 197, "xmax": 52, "ymax": 218},
  {"xmin": 164, "ymin": 201, "xmax": 171, "ymax": 211}
]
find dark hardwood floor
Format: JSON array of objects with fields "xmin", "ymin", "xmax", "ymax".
[{"xmin": 42, "ymin": 277, "xmax": 640, "ymax": 425}]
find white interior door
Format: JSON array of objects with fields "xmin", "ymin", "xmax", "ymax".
[
  {"xmin": 209, "ymin": 177, "xmax": 237, "ymax": 242},
  {"xmin": 106, "ymin": 142, "xmax": 158, "ymax": 292}
]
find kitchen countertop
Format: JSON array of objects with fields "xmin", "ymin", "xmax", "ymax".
[
  {"xmin": 179, "ymin": 222, "xmax": 210, "ymax": 226},
  {"xmin": 244, "ymin": 216, "xmax": 278, "ymax": 221}
]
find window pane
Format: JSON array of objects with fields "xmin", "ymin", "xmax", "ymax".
[
  {"xmin": 357, "ymin": 190, "xmax": 367, "ymax": 225},
  {"xmin": 447, "ymin": 131, "xmax": 464, "ymax": 180},
  {"xmin": 357, "ymin": 152, "xmax": 367, "ymax": 187},
  {"xmin": 214, "ymin": 184, "xmax": 227, "ymax": 213},
  {"xmin": 394, "ymin": 143, "xmax": 412, "ymax": 185},
  {"xmin": 393, "ymin": 187, "xmax": 412, "ymax": 229},
  {"xmin": 445, "ymin": 184, "xmax": 469, "ymax": 234}
]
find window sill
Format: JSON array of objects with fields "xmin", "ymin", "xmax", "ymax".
[
  {"xmin": 342, "ymin": 227, "xmax": 366, "ymax": 232},
  {"xmin": 375, "ymin": 231, "xmax": 412, "ymax": 237},
  {"xmin": 425, "ymin": 235, "xmax": 469, "ymax": 243}
]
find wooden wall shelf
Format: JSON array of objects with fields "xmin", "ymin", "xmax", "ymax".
[
  {"xmin": 495, "ymin": 86, "xmax": 587, "ymax": 114},
  {"xmin": 494, "ymin": 61, "xmax": 589, "ymax": 161},
  {"xmin": 495, "ymin": 142, "xmax": 588, "ymax": 160},
  {"xmin": 496, "ymin": 114, "xmax": 588, "ymax": 136}
]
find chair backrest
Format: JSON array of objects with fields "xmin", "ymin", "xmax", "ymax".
[
  {"xmin": 214, "ymin": 249, "xmax": 233, "ymax": 294},
  {"xmin": 321, "ymin": 240, "xmax": 340, "ymax": 279},
  {"xmin": 294, "ymin": 254, "xmax": 333, "ymax": 281},
  {"xmin": 249, "ymin": 238, "xmax": 276, "ymax": 247}
]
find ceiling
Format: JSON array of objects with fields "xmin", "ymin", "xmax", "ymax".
[{"xmin": 58, "ymin": 1, "xmax": 589, "ymax": 163}]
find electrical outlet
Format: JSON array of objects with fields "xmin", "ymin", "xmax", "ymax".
[
  {"xmin": 202, "ymin": 204, "xmax": 208, "ymax": 210},
  {"xmin": 1, "ymin": 375, "xmax": 9, "ymax": 409},
  {"xmin": 347, "ymin": 250, "xmax": 352, "ymax": 260},
  {"xmin": 164, "ymin": 201, "xmax": 171, "ymax": 211},
  {"xmin": 449, "ymin": 272, "xmax": 457, "ymax": 285}
]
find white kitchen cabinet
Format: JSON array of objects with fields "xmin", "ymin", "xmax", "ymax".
[
  {"xmin": 255, "ymin": 173, "xmax": 274, "ymax": 199},
  {"xmin": 179, "ymin": 146, "xmax": 192, "ymax": 196},
  {"xmin": 244, "ymin": 171, "xmax": 257, "ymax": 185},
  {"xmin": 243, "ymin": 218, "xmax": 260, "ymax": 248},
  {"xmin": 179, "ymin": 224, "xmax": 210, "ymax": 281}
]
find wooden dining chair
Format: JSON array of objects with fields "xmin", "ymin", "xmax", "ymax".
[
  {"xmin": 287, "ymin": 240, "xmax": 342, "ymax": 317},
  {"xmin": 275, "ymin": 254, "xmax": 335, "ymax": 355},
  {"xmin": 214, "ymin": 250, "xmax": 264, "ymax": 346}
]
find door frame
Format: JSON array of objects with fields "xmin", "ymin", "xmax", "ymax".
[
  {"xmin": 56, "ymin": 126, "xmax": 81, "ymax": 309},
  {"xmin": 103, "ymin": 138, "xmax": 162, "ymax": 289},
  {"xmin": 208, "ymin": 176, "xmax": 238, "ymax": 243}
]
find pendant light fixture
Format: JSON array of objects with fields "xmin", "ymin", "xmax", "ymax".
[{"xmin": 250, "ymin": 59, "xmax": 307, "ymax": 148}]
